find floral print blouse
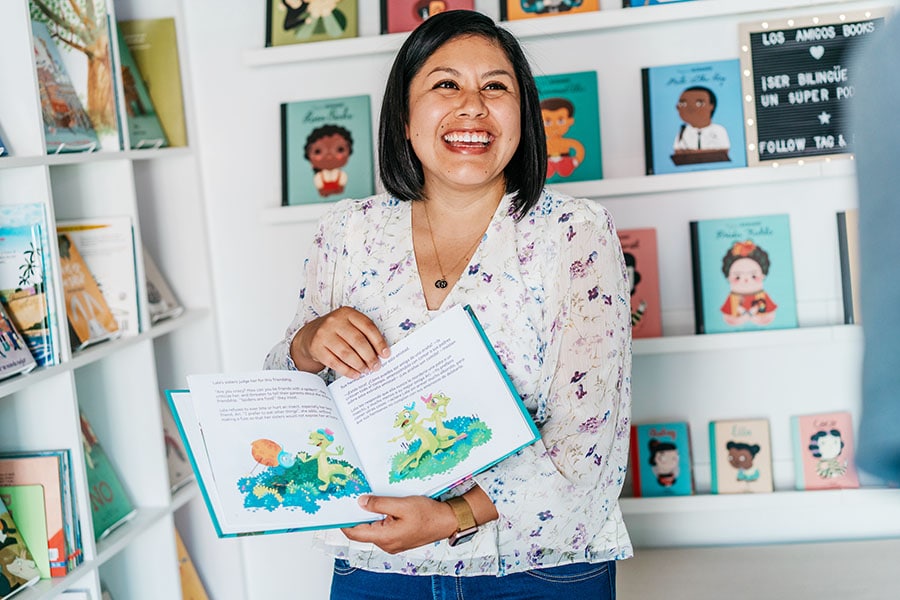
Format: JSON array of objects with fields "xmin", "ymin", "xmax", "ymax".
[{"xmin": 264, "ymin": 188, "xmax": 633, "ymax": 576}]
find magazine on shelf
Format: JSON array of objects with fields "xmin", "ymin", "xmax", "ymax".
[
  {"xmin": 114, "ymin": 27, "xmax": 168, "ymax": 150},
  {"xmin": 0, "ymin": 491, "xmax": 42, "ymax": 596},
  {"xmin": 167, "ymin": 304, "xmax": 539, "ymax": 537},
  {"xmin": 58, "ymin": 233, "xmax": 121, "ymax": 351},
  {"xmin": 80, "ymin": 412, "xmax": 137, "ymax": 541}
]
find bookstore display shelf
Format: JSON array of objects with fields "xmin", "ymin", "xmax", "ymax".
[
  {"xmin": 242, "ymin": 0, "xmax": 859, "ymax": 67},
  {"xmin": 620, "ymin": 487, "xmax": 900, "ymax": 547},
  {"xmin": 0, "ymin": 147, "xmax": 192, "ymax": 170}
]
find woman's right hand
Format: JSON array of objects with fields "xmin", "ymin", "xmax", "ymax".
[{"xmin": 289, "ymin": 307, "xmax": 390, "ymax": 379}]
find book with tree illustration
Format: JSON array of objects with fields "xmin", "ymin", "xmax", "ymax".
[
  {"xmin": 266, "ymin": 0, "xmax": 358, "ymax": 47},
  {"xmin": 791, "ymin": 411, "xmax": 860, "ymax": 491},
  {"xmin": 57, "ymin": 233, "xmax": 120, "ymax": 351},
  {"xmin": 30, "ymin": 0, "xmax": 120, "ymax": 151},
  {"xmin": 0, "ymin": 492, "xmax": 41, "ymax": 597},
  {"xmin": 167, "ymin": 304, "xmax": 539, "ymax": 537}
]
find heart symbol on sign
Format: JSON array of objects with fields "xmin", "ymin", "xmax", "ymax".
[{"xmin": 810, "ymin": 45, "xmax": 825, "ymax": 59}]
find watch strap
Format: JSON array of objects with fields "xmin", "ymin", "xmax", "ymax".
[{"xmin": 446, "ymin": 496, "xmax": 477, "ymax": 532}]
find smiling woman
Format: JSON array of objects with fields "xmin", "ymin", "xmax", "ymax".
[{"xmin": 264, "ymin": 10, "xmax": 633, "ymax": 600}]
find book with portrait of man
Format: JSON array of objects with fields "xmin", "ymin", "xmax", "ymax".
[
  {"xmin": 642, "ymin": 59, "xmax": 747, "ymax": 175},
  {"xmin": 535, "ymin": 70, "xmax": 602, "ymax": 184},
  {"xmin": 281, "ymin": 94, "xmax": 374, "ymax": 206}
]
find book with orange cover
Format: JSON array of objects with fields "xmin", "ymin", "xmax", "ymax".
[
  {"xmin": 58, "ymin": 233, "xmax": 120, "ymax": 350},
  {"xmin": 174, "ymin": 529, "xmax": 210, "ymax": 600}
]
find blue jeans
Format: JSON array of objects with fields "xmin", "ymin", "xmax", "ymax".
[{"xmin": 330, "ymin": 559, "xmax": 616, "ymax": 600}]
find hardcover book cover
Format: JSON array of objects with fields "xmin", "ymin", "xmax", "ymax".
[
  {"xmin": 80, "ymin": 412, "xmax": 136, "ymax": 541},
  {"xmin": 630, "ymin": 422, "xmax": 693, "ymax": 497},
  {"xmin": 617, "ymin": 228, "xmax": 662, "ymax": 338},
  {"xmin": 266, "ymin": 0, "xmax": 358, "ymax": 47},
  {"xmin": 642, "ymin": 59, "xmax": 746, "ymax": 175},
  {"xmin": 535, "ymin": 70, "xmax": 603, "ymax": 184},
  {"xmin": 624, "ymin": 0, "xmax": 695, "ymax": 6},
  {"xmin": 0, "ymin": 303, "xmax": 37, "ymax": 382},
  {"xmin": 836, "ymin": 209, "xmax": 860, "ymax": 325},
  {"xmin": 0, "ymin": 223, "xmax": 55, "ymax": 367},
  {"xmin": 0, "ymin": 490, "xmax": 42, "ymax": 595},
  {"xmin": 143, "ymin": 249, "xmax": 184, "ymax": 324},
  {"xmin": 160, "ymin": 396, "xmax": 194, "ymax": 492},
  {"xmin": 0, "ymin": 485, "xmax": 49, "ymax": 581},
  {"xmin": 380, "ymin": 1, "xmax": 475, "ymax": 34},
  {"xmin": 118, "ymin": 18, "xmax": 187, "ymax": 147},
  {"xmin": 115, "ymin": 27, "xmax": 168, "ymax": 150},
  {"xmin": 58, "ymin": 218, "xmax": 140, "ymax": 337},
  {"xmin": 500, "ymin": 0, "xmax": 600, "ymax": 21},
  {"xmin": 30, "ymin": 21, "xmax": 99, "ymax": 154},
  {"xmin": 58, "ymin": 233, "xmax": 121, "ymax": 351},
  {"xmin": 0, "ymin": 454, "xmax": 69, "ymax": 577},
  {"xmin": 30, "ymin": 1, "xmax": 120, "ymax": 151},
  {"xmin": 281, "ymin": 95, "xmax": 374, "ymax": 206},
  {"xmin": 709, "ymin": 418, "xmax": 774, "ymax": 494},
  {"xmin": 791, "ymin": 411, "xmax": 860, "ymax": 490},
  {"xmin": 168, "ymin": 305, "xmax": 539, "ymax": 537},
  {"xmin": 690, "ymin": 213, "xmax": 798, "ymax": 335}
]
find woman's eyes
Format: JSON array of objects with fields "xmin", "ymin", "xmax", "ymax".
[
  {"xmin": 433, "ymin": 80, "xmax": 459, "ymax": 90},
  {"xmin": 431, "ymin": 80, "xmax": 510, "ymax": 93}
]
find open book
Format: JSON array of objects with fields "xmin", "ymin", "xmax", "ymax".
[{"xmin": 167, "ymin": 304, "xmax": 539, "ymax": 537}]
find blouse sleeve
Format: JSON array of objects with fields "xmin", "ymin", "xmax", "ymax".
[
  {"xmin": 263, "ymin": 202, "xmax": 350, "ymax": 372},
  {"xmin": 474, "ymin": 201, "xmax": 632, "ymax": 559}
]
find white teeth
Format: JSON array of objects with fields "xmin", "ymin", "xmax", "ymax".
[{"xmin": 444, "ymin": 131, "xmax": 491, "ymax": 144}]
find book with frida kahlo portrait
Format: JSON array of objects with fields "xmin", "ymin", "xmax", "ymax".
[{"xmin": 167, "ymin": 305, "xmax": 539, "ymax": 537}]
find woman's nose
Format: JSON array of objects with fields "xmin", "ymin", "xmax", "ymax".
[{"xmin": 456, "ymin": 90, "xmax": 487, "ymax": 118}]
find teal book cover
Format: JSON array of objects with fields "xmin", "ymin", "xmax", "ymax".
[
  {"xmin": 31, "ymin": 21, "xmax": 99, "ymax": 154},
  {"xmin": 642, "ymin": 59, "xmax": 746, "ymax": 175},
  {"xmin": 690, "ymin": 214, "xmax": 798, "ymax": 335},
  {"xmin": 80, "ymin": 413, "xmax": 136, "ymax": 541},
  {"xmin": 281, "ymin": 94, "xmax": 374, "ymax": 206},
  {"xmin": 535, "ymin": 70, "xmax": 603, "ymax": 184},
  {"xmin": 630, "ymin": 422, "xmax": 693, "ymax": 497},
  {"xmin": 115, "ymin": 27, "xmax": 168, "ymax": 150}
]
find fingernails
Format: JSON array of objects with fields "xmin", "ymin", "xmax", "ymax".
[
  {"xmin": 381, "ymin": 347, "xmax": 391, "ymax": 358},
  {"xmin": 358, "ymin": 495, "xmax": 370, "ymax": 507}
]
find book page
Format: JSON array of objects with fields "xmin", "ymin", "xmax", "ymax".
[
  {"xmin": 328, "ymin": 304, "xmax": 539, "ymax": 497},
  {"xmin": 181, "ymin": 372, "xmax": 376, "ymax": 536}
]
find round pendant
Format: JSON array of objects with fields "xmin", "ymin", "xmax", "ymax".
[{"xmin": 435, "ymin": 279, "xmax": 448, "ymax": 289}]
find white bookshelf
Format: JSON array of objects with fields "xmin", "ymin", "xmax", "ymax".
[{"xmin": 0, "ymin": 1, "xmax": 244, "ymax": 599}]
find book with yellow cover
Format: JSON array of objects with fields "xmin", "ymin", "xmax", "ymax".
[
  {"xmin": 174, "ymin": 529, "xmax": 210, "ymax": 600},
  {"xmin": 58, "ymin": 233, "xmax": 120, "ymax": 351}
]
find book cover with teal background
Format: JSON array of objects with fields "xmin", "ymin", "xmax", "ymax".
[
  {"xmin": 691, "ymin": 213, "xmax": 797, "ymax": 335},
  {"xmin": 536, "ymin": 70, "xmax": 602, "ymax": 184},
  {"xmin": 631, "ymin": 422, "xmax": 693, "ymax": 497},
  {"xmin": 80, "ymin": 413, "xmax": 136, "ymax": 541}
]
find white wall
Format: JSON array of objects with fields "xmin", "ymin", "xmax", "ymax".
[{"xmin": 180, "ymin": 2, "xmax": 898, "ymax": 598}]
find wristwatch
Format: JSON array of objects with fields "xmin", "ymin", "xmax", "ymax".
[{"xmin": 446, "ymin": 496, "xmax": 478, "ymax": 547}]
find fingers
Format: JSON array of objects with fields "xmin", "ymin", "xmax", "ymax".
[{"xmin": 292, "ymin": 307, "xmax": 391, "ymax": 379}]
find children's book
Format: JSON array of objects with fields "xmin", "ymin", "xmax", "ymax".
[
  {"xmin": 167, "ymin": 304, "xmax": 539, "ymax": 537},
  {"xmin": 642, "ymin": 59, "xmax": 746, "ymax": 175},
  {"xmin": 266, "ymin": 0, "xmax": 358, "ymax": 47},
  {"xmin": 709, "ymin": 418, "xmax": 773, "ymax": 494},
  {"xmin": 0, "ymin": 222, "xmax": 56, "ymax": 367},
  {"xmin": 80, "ymin": 412, "xmax": 137, "ymax": 541},
  {"xmin": 0, "ymin": 130, "xmax": 9, "ymax": 157},
  {"xmin": 791, "ymin": 411, "xmax": 860, "ymax": 490},
  {"xmin": 380, "ymin": 1, "xmax": 475, "ymax": 34},
  {"xmin": 617, "ymin": 228, "xmax": 662, "ymax": 338},
  {"xmin": 174, "ymin": 529, "xmax": 210, "ymax": 600},
  {"xmin": 0, "ymin": 454, "xmax": 69, "ymax": 577},
  {"xmin": 500, "ymin": 0, "xmax": 600, "ymax": 20},
  {"xmin": 0, "ymin": 485, "xmax": 49, "ymax": 581},
  {"xmin": 0, "ymin": 302, "xmax": 37, "ymax": 382},
  {"xmin": 281, "ymin": 95, "xmax": 374, "ymax": 206},
  {"xmin": 836, "ymin": 209, "xmax": 861, "ymax": 325},
  {"xmin": 30, "ymin": 1, "xmax": 120, "ymax": 151},
  {"xmin": 160, "ymin": 396, "xmax": 194, "ymax": 492},
  {"xmin": 58, "ymin": 233, "xmax": 121, "ymax": 351},
  {"xmin": 690, "ymin": 213, "xmax": 798, "ymax": 335},
  {"xmin": 118, "ymin": 18, "xmax": 187, "ymax": 147},
  {"xmin": 535, "ymin": 70, "xmax": 602, "ymax": 184},
  {"xmin": 630, "ymin": 422, "xmax": 693, "ymax": 497},
  {"xmin": 58, "ymin": 219, "xmax": 139, "ymax": 337},
  {"xmin": 142, "ymin": 249, "xmax": 184, "ymax": 324},
  {"xmin": 114, "ymin": 27, "xmax": 168, "ymax": 150},
  {"xmin": 30, "ymin": 21, "xmax": 99, "ymax": 154},
  {"xmin": 624, "ymin": 0, "xmax": 695, "ymax": 6},
  {"xmin": 0, "ymin": 491, "xmax": 42, "ymax": 596}
]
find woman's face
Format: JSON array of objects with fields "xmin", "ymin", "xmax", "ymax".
[{"xmin": 406, "ymin": 34, "xmax": 521, "ymax": 197}]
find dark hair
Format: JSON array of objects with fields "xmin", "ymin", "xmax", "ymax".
[
  {"xmin": 378, "ymin": 10, "xmax": 547, "ymax": 220},
  {"xmin": 682, "ymin": 85, "xmax": 718, "ymax": 116},
  {"xmin": 808, "ymin": 429, "xmax": 843, "ymax": 458},
  {"xmin": 648, "ymin": 438, "xmax": 677, "ymax": 466},
  {"xmin": 540, "ymin": 97, "xmax": 575, "ymax": 117},
  {"xmin": 721, "ymin": 240, "xmax": 771, "ymax": 278},
  {"xmin": 304, "ymin": 125, "xmax": 354, "ymax": 166}
]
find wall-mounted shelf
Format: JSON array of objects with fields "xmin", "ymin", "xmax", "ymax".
[{"xmin": 0, "ymin": 147, "xmax": 192, "ymax": 170}]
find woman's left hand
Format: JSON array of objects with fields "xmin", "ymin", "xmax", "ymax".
[{"xmin": 341, "ymin": 495, "xmax": 456, "ymax": 554}]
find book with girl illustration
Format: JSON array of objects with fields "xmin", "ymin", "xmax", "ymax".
[
  {"xmin": 709, "ymin": 418, "xmax": 773, "ymax": 494},
  {"xmin": 630, "ymin": 421, "xmax": 694, "ymax": 497},
  {"xmin": 167, "ymin": 304, "xmax": 539, "ymax": 537},
  {"xmin": 791, "ymin": 411, "xmax": 860, "ymax": 490}
]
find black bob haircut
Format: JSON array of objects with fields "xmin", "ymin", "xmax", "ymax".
[{"xmin": 378, "ymin": 10, "xmax": 547, "ymax": 220}]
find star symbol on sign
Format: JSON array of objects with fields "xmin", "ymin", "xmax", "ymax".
[{"xmin": 818, "ymin": 111, "xmax": 832, "ymax": 125}]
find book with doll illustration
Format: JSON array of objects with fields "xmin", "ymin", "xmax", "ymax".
[
  {"xmin": 167, "ymin": 304, "xmax": 539, "ymax": 537},
  {"xmin": 617, "ymin": 228, "xmax": 662, "ymax": 338},
  {"xmin": 630, "ymin": 421, "xmax": 693, "ymax": 497},
  {"xmin": 709, "ymin": 418, "xmax": 773, "ymax": 494},
  {"xmin": 791, "ymin": 411, "xmax": 860, "ymax": 490}
]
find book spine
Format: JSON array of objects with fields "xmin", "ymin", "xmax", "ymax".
[
  {"xmin": 280, "ymin": 103, "xmax": 289, "ymax": 206},
  {"xmin": 836, "ymin": 211, "xmax": 855, "ymax": 325},
  {"xmin": 689, "ymin": 221, "xmax": 705, "ymax": 334},
  {"xmin": 379, "ymin": 0, "xmax": 389, "ymax": 34},
  {"xmin": 499, "ymin": 1, "xmax": 508, "ymax": 20},
  {"xmin": 708, "ymin": 421, "xmax": 718, "ymax": 494},
  {"xmin": 789, "ymin": 416, "xmax": 805, "ymax": 491},
  {"xmin": 641, "ymin": 68, "xmax": 654, "ymax": 175},
  {"xmin": 629, "ymin": 426, "xmax": 642, "ymax": 497},
  {"xmin": 265, "ymin": 0, "xmax": 274, "ymax": 46}
]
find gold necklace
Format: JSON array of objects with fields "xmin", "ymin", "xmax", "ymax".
[{"xmin": 421, "ymin": 203, "xmax": 484, "ymax": 289}]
